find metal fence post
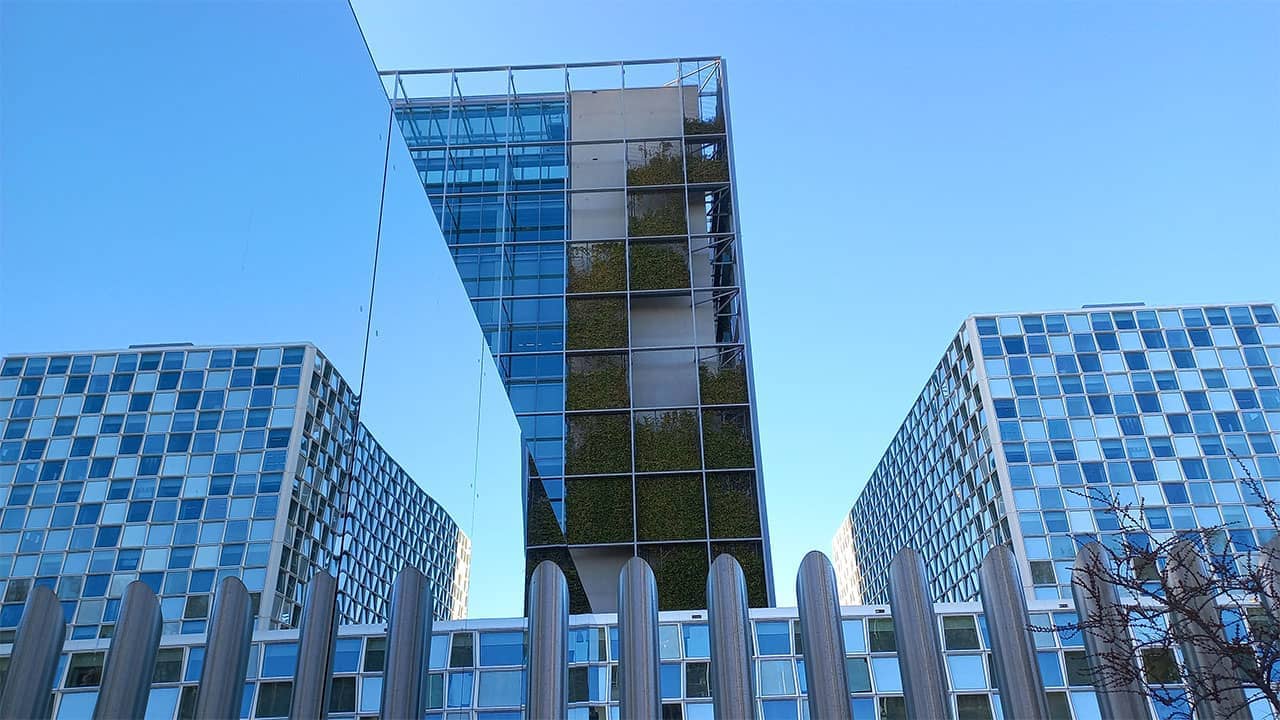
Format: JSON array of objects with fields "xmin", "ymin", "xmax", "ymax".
[
  {"xmin": 618, "ymin": 558, "xmax": 661, "ymax": 720},
  {"xmin": 706, "ymin": 554, "xmax": 755, "ymax": 720},
  {"xmin": 94, "ymin": 581, "xmax": 163, "ymax": 719},
  {"xmin": 195, "ymin": 577, "xmax": 255, "ymax": 720},
  {"xmin": 1070, "ymin": 543, "xmax": 1151, "ymax": 720},
  {"xmin": 888, "ymin": 548, "xmax": 951, "ymax": 720},
  {"xmin": 290, "ymin": 570, "xmax": 339, "ymax": 720},
  {"xmin": 380, "ymin": 566, "xmax": 433, "ymax": 720},
  {"xmin": 796, "ymin": 551, "xmax": 852, "ymax": 720},
  {"xmin": 527, "ymin": 560, "xmax": 569, "ymax": 720},
  {"xmin": 0, "ymin": 586, "xmax": 65, "ymax": 720},
  {"xmin": 978, "ymin": 545, "xmax": 1050, "ymax": 720}
]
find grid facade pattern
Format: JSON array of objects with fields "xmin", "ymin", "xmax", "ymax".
[
  {"xmin": 836, "ymin": 303, "xmax": 1280, "ymax": 606},
  {"xmin": 19, "ymin": 602, "xmax": 1126, "ymax": 720},
  {"xmin": 0, "ymin": 343, "xmax": 468, "ymax": 644},
  {"xmin": 841, "ymin": 329, "xmax": 1005, "ymax": 604},
  {"xmin": 383, "ymin": 58, "xmax": 769, "ymax": 611}
]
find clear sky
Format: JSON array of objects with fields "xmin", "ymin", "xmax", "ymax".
[
  {"xmin": 349, "ymin": 0, "xmax": 1280, "ymax": 605},
  {"xmin": 2, "ymin": 0, "xmax": 1277, "ymax": 614}
]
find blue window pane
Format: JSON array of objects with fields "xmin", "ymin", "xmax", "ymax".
[
  {"xmin": 947, "ymin": 654, "xmax": 987, "ymax": 690},
  {"xmin": 447, "ymin": 672, "xmax": 474, "ymax": 707},
  {"xmin": 479, "ymin": 631, "xmax": 524, "ymax": 666},
  {"xmin": 871, "ymin": 657, "xmax": 902, "ymax": 693},
  {"xmin": 755, "ymin": 622, "xmax": 790, "ymax": 655},
  {"xmin": 761, "ymin": 699, "xmax": 798, "ymax": 720}
]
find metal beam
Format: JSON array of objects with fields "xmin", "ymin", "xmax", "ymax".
[
  {"xmin": 94, "ymin": 581, "xmax": 163, "ymax": 720},
  {"xmin": 617, "ymin": 557, "xmax": 661, "ymax": 720},
  {"xmin": 795, "ymin": 551, "xmax": 852, "ymax": 720},
  {"xmin": 0, "ymin": 586, "xmax": 65, "ymax": 720},
  {"xmin": 290, "ymin": 570, "xmax": 339, "ymax": 720},
  {"xmin": 1166, "ymin": 539, "xmax": 1251, "ymax": 720},
  {"xmin": 888, "ymin": 548, "xmax": 951, "ymax": 720},
  {"xmin": 195, "ymin": 577, "xmax": 255, "ymax": 720},
  {"xmin": 1070, "ymin": 543, "xmax": 1150, "ymax": 720},
  {"xmin": 978, "ymin": 545, "xmax": 1050, "ymax": 720},
  {"xmin": 527, "ymin": 560, "xmax": 569, "ymax": 720},
  {"xmin": 706, "ymin": 554, "xmax": 755, "ymax": 720},
  {"xmin": 380, "ymin": 566, "xmax": 433, "ymax": 720}
]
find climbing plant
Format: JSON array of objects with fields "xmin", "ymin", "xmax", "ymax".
[
  {"xmin": 711, "ymin": 540, "xmax": 768, "ymax": 607},
  {"xmin": 634, "ymin": 410, "xmax": 700, "ymax": 472},
  {"xmin": 567, "ymin": 243, "xmax": 626, "ymax": 293},
  {"xmin": 701, "ymin": 409, "xmax": 754, "ymax": 469},
  {"xmin": 630, "ymin": 241, "xmax": 690, "ymax": 290},
  {"xmin": 636, "ymin": 474, "xmax": 706, "ymax": 542},
  {"xmin": 698, "ymin": 354, "xmax": 747, "ymax": 405},
  {"xmin": 564, "ymin": 476, "xmax": 633, "ymax": 544},
  {"xmin": 639, "ymin": 542, "xmax": 710, "ymax": 610},
  {"xmin": 628, "ymin": 192, "xmax": 687, "ymax": 237},
  {"xmin": 565, "ymin": 412, "xmax": 631, "ymax": 475},
  {"xmin": 626, "ymin": 141, "xmax": 683, "ymax": 186},
  {"xmin": 566, "ymin": 297, "xmax": 628, "ymax": 350},
  {"xmin": 707, "ymin": 471, "xmax": 761, "ymax": 539},
  {"xmin": 566, "ymin": 354, "xmax": 629, "ymax": 410}
]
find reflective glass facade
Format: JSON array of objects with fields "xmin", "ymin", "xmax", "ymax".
[
  {"xmin": 23, "ymin": 601, "xmax": 1128, "ymax": 720},
  {"xmin": 382, "ymin": 59, "xmax": 770, "ymax": 612},
  {"xmin": 0, "ymin": 343, "xmax": 469, "ymax": 643},
  {"xmin": 836, "ymin": 303, "xmax": 1280, "ymax": 606}
]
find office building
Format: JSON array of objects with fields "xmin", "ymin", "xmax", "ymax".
[
  {"xmin": 0, "ymin": 342, "xmax": 470, "ymax": 642},
  {"xmin": 382, "ymin": 58, "xmax": 771, "ymax": 611},
  {"xmin": 834, "ymin": 303, "xmax": 1280, "ymax": 605}
]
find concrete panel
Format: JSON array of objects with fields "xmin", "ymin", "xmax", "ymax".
[{"xmin": 631, "ymin": 295, "xmax": 694, "ymax": 348}]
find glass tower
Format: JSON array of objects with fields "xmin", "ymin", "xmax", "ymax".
[
  {"xmin": 834, "ymin": 303, "xmax": 1280, "ymax": 605},
  {"xmin": 381, "ymin": 58, "xmax": 771, "ymax": 612},
  {"xmin": 0, "ymin": 342, "xmax": 470, "ymax": 642}
]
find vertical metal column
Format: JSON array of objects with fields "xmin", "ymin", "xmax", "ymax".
[
  {"xmin": 617, "ymin": 558, "xmax": 661, "ymax": 720},
  {"xmin": 379, "ymin": 566, "xmax": 433, "ymax": 720},
  {"xmin": 1070, "ymin": 543, "xmax": 1150, "ymax": 720},
  {"xmin": 706, "ymin": 554, "xmax": 755, "ymax": 720},
  {"xmin": 795, "ymin": 551, "xmax": 852, "ymax": 720},
  {"xmin": 527, "ymin": 560, "xmax": 569, "ymax": 720},
  {"xmin": 289, "ymin": 570, "xmax": 339, "ymax": 720},
  {"xmin": 978, "ymin": 545, "xmax": 1050, "ymax": 720},
  {"xmin": 0, "ymin": 586, "xmax": 65, "ymax": 720},
  {"xmin": 1166, "ymin": 540, "xmax": 1251, "ymax": 720},
  {"xmin": 94, "ymin": 581, "xmax": 163, "ymax": 720},
  {"xmin": 887, "ymin": 548, "xmax": 952, "ymax": 720},
  {"xmin": 195, "ymin": 577, "xmax": 255, "ymax": 720}
]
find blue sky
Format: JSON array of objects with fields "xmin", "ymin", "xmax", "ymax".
[
  {"xmin": 350, "ymin": 0, "xmax": 1280, "ymax": 604},
  {"xmin": 2, "ymin": 0, "xmax": 1277, "ymax": 613}
]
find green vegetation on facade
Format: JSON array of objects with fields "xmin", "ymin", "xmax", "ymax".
[
  {"xmin": 701, "ymin": 409, "xmax": 754, "ymax": 469},
  {"xmin": 567, "ymin": 242, "xmax": 626, "ymax": 293},
  {"xmin": 685, "ymin": 145, "xmax": 729, "ymax": 183},
  {"xmin": 566, "ymin": 354, "xmax": 629, "ymax": 410},
  {"xmin": 712, "ymin": 541, "xmax": 767, "ymax": 606},
  {"xmin": 634, "ymin": 410, "xmax": 701, "ymax": 472},
  {"xmin": 565, "ymin": 476, "xmax": 633, "ymax": 544},
  {"xmin": 683, "ymin": 116, "xmax": 725, "ymax": 135},
  {"xmin": 636, "ymin": 474, "xmax": 706, "ymax": 542},
  {"xmin": 706, "ymin": 472, "xmax": 761, "ymax": 539},
  {"xmin": 626, "ymin": 142, "xmax": 683, "ymax": 186},
  {"xmin": 525, "ymin": 477, "xmax": 569, "ymax": 547},
  {"xmin": 628, "ymin": 193, "xmax": 687, "ymax": 237},
  {"xmin": 565, "ymin": 412, "xmax": 631, "ymax": 475},
  {"xmin": 640, "ymin": 542, "xmax": 710, "ymax": 610},
  {"xmin": 630, "ymin": 242, "xmax": 690, "ymax": 290},
  {"xmin": 566, "ymin": 297, "xmax": 628, "ymax": 350},
  {"xmin": 698, "ymin": 357, "xmax": 747, "ymax": 405},
  {"xmin": 525, "ymin": 548, "xmax": 591, "ymax": 615}
]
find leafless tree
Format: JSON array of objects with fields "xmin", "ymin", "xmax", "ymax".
[{"xmin": 1042, "ymin": 457, "xmax": 1280, "ymax": 720}]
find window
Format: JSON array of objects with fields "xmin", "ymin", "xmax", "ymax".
[
  {"xmin": 868, "ymin": 618, "xmax": 896, "ymax": 652},
  {"xmin": 755, "ymin": 622, "xmax": 790, "ymax": 655},
  {"xmin": 152, "ymin": 647, "xmax": 184, "ymax": 682},
  {"xmin": 254, "ymin": 681, "xmax": 291, "ymax": 718},
  {"xmin": 477, "ymin": 670, "xmax": 522, "ymax": 707},
  {"xmin": 943, "ymin": 616, "xmax": 980, "ymax": 650},
  {"xmin": 260, "ymin": 643, "xmax": 297, "ymax": 677},
  {"xmin": 844, "ymin": 657, "xmax": 872, "ymax": 693},
  {"xmin": 479, "ymin": 631, "xmax": 523, "ymax": 666},
  {"xmin": 65, "ymin": 652, "xmax": 105, "ymax": 687},
  {"xmin": 947, "ymin": 655, "xmax": 986, "ymax": 690},
  {"xmin": 329, "ymin": 676, "xmax": 356, "ymax": 713},
  {"xmin": 757, "ymin": 660, "xmax": 795, "ymax": 696}
]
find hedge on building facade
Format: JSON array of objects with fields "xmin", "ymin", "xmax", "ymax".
[
  {"xmin": 627, "ymin": 193, "xmax": 687, "ymax": 237},
  {"xmin": 526, "ymin": 478, "xmax": 569, "ymax": 547},
  {"xmin": 711, "ymin": 540, "xmax": 767, "ymax": 607},
  {"xmin": 698, "ymin": 355, "xmax": 747, "ymax": 405},
  {"xmin": 683, "ymin": 116, "xmax": 725, "ymax": 135},
  {"xmin": 565, "ymin": 412, "xmax": 631, "ymax": 475},
  {"xmin": 701, "ymin": 409, "xmax": 754, "ymax": 469},
  {"xmin": 685, "ymin": 144, "xmax": 729, "ymax": 183},
  {"xmin": 565, "ymin": 476, "xmax": 633, "ymax": 545},
  {"xmin": 639, "ymin": 542, "xmax": 710, "ymax": 610},
  {"xmin": 706, "ymin": 471, "xmax": 761, "ymax": 539},
  {"xmin": 630, "ymin": 242, "xmax": 690, "ymax": 290},
  {"xmin": 634, "ymin": 410, "xmax": 701, "ymax": 472},
  {"xmin": 566, "ymin": 297, "xmax": 628, "ymax": 350},
  {"xmin": 566, "ymin": 354, "xmax": 629, "ymax": 410},
  {"xmin": 636, "ymin": 474, "xmax": 706, "ymax": 542},
  {"xmin": 626, "ymin": 142, "xmax": 683, "ymax": 186},
  {"xmin": 567, "ymin": 242, "xmax": 626, "ymax": 293}
]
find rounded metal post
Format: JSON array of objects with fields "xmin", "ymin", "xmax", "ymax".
[
  {"xmin": 1166, "ymin": 539, "xmax": 1251, "ymax": 720},
  {"xmin": 887, "ymin": 548, "xmax": 952, "ymax": 720},
  {"xmin": 94, "ymin": 581, "xmax": 163, "ymax": 720},
  {"xmin": 0, "ymin": 586, "xmax": 65, "ymax": 720},
  {"xmin": 617, "ymin": 557, "xmax": 661, "ymax": 720},
  {"xmin": 527, "ymin": 560, "xmax": 569, "ymax": 720},
  {"xmin": 289, "ymin": 570, "xmax": 339, "ymax": 720},
  {"xmin": 380, "ymin": 566, "xmax": 434, "ymax": 720},
  {"xmin": 1071, "ymin": 543, "xmax": 1150, "ymax": 720},
  {"xmin": 795, "ymin": 551, "xmax": 852, "ymax": 720},
  {"xmin": 978, "ymin": 545, "xmax": 1050, "ymax": 720},
  {"xmin": 706, "ymin": 554, "xmax": 755, "ymax": 720},
  {"xmin": 195, "ymin": 576, "xmax": 255, "ymax": 720}
]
